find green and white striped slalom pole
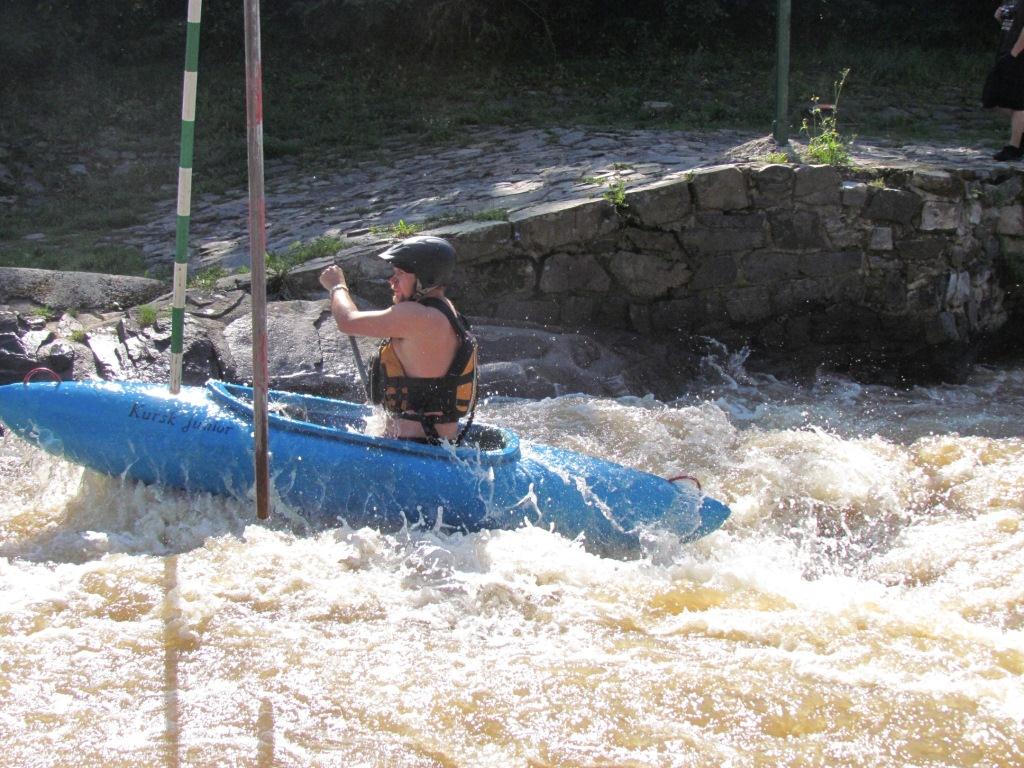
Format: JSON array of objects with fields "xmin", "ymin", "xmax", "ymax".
[{"xmin": 169, "ymin": 0, "xmax": 202, "ymax": 394}]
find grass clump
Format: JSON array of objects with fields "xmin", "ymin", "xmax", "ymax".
[
  {"xmin": 370, "ymin": 219, "xmax": 423, "ymax": 238},
  {"xmin": 188, "ymin": 266, "xmax": 227, "ymax": 289},
  {"xmin": 470, "ymin": 208, "xmax": 508, "ymax": 222},
  {"xmin": 274, "ymin": 235, "xmax": 352, "ymax": 263},
  {"xmin": 267, "ymin": 235, "xmax": 352, "ymax": 293},
  {"xmin": 137, "ymin": 304, "xmax": 158, "ymax": 327}
]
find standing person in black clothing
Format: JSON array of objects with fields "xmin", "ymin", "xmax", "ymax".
[{"xmin": 984, "ymin": 1, "xmax": 1024, "ymax": 160}]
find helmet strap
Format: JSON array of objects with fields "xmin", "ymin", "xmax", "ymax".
[{"xmin": 412, "ymin": 279, "xmax": 443, "ymax": 301}]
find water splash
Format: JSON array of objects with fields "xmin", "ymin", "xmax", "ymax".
[{"xmin": 2, "ymin": 359, "xmax": 1023, "ymax": 766}]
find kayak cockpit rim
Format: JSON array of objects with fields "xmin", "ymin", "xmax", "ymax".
[{"xmin": 206, "ymin": 380, "xmax": 520, "ymax": 463}]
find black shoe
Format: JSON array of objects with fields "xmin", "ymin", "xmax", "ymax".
[{"xmin": 993, "ymin": 145, "xmax": 1023, "ymax": 161}]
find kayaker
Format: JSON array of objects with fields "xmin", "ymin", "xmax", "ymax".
[{"xmin": 318, "ymin": 235, "xmax": 478, "ymax": 444}]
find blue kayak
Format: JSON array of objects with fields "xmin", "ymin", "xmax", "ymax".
[{"xmin": 0, "ymin": 379, "xmax": 730, "ymax": 556}]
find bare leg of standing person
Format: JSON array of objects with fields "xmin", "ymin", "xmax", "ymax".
[
  {"xmin": 1011, "ymin": 109, "xmax": 1024, "ymax": 145},
  {"xmin": 994, "ymin": 108, "xmax": 1024, "ymax": 160}
]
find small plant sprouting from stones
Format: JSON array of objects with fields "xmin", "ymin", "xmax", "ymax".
[
  {"xmin": 69, "ymin": 329, "xmax": 88, "ymax": 345},
  {"xmin": 602, "ymin": 180, "xmax": 628, "ymax": 212},
  {"xmin": 802, "ymin": 68, "xmax": 854, "ymax": 166},
  {"xmin": 267, "ymin": 236, "xmax": 351, "ymax": 294},
  {"xmin": 188, "ymin": 266, "xmax": 227, "ymax": 289},
  {"xmin": 370, "ymin": 210, "xmax": 508, "ymax": 239},
  {"xmin": 137, "ymin": 304, "xmax": 158, "ymax": 327},
  {"xmin": 763, "ymin": 151, "xmax": 791, "ymax": 164},
  {"xmin": 470, "ymin": 208, "xmax": 508, "ymax": 222},
  {"xmin": 370, "ymin": 219, "xmax": 422, "ymax": 238}
]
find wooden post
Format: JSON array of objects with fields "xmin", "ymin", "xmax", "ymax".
[
  {"xmin": 243, "ymin": 0, "xmax": 270, "ymax": 520},
  {"xmin": 774, "ymin": 0, "xmax": 791, "ymax": 145}
]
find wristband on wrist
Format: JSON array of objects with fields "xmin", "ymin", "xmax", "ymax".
[{"xmin": 330, "ymin": 284, "xmax": 350, "ymax": 296}]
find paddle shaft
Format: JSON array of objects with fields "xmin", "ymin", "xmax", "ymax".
[{"xmin": 348, "ymin": 335, "xmax": 369, "ymax": 398}]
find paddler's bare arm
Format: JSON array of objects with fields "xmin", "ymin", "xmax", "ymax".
[{"xmin": 319, "ymin": 264, "xmax": 435, "ymax": 339}]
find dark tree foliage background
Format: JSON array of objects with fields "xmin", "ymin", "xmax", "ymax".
[{"xmin": 0, "ymin": 0, "xmax": 998, "ymax": 77}]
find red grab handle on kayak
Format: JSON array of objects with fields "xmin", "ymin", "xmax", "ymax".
[
  {"xmin": 23, "ymin": 367, "xmax": 63, "ymax": 385},
  {"xmin": 667, "ymin": 474, "xmax": 702, "ymax": 493}
]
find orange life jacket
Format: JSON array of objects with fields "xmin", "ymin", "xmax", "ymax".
[{"xmin": 368, "ymin": 296, "xmax": 478, "ymax": 443}]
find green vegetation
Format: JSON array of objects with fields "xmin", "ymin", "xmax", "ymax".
[
  {"xmin": 137, "ymin": 304, "xmax": 158, "ymax": 327},
  {"xmin": 0, "ymin": 0, "xmax": 1002, "ymax": 279},
  {"xmin": 763, "ymin": 152, "xmax": 791, "ymax": 164},
  {"xmin": 369, "ymin": 219, "xmax": 422, "ymax": 238},
  {"xmin": 370, "ymin": 208, "xmax": 509, "ymax": 239},
  {"xmin": 184, "ymin": 247, "xmax": 335, "ymax": 294},
  {"xmin": 188, "ymin": 266, "xmax": 228, "ymax": 289},
  {"xmin": 273, "ymin": 235, "xmax": 352, "ymax": 263},
  {"xmin": 470, "ymin": 208, "xmax": 509, "ymax": 223},
  {"xmin": 0, "ymin": 240, "xmax": 150, "ymax": 276},
  {"xmin": 69, "ymin": 329, "xmax": 88, "ymax": 344},
  {"xmin": 602, "ymin": 180, "xmax": 628, "ymax": 211},
  {"xmin": 801, "ymin": 69, "xmax": 854, "ymax": 166},
  {"xmin": 266, "ymin": 235, "xmax": 353, "ymax": 294}
]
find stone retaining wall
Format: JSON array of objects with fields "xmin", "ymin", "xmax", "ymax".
[{"xmin": 411, "ymin": 163, "xmax": 1023, "ymax": 380}]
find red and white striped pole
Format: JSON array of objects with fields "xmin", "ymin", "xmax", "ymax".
[{"xmin": 243, "ymin": 0, "xmax": 270, "ymax": 521}]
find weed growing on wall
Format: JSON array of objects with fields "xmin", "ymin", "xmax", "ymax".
[
  {"xmin": 266, "ymin": 236, "xmax": 352, "ymax": 294},
  {"xmin": 802, "ymin": 68, "xmax": 854, "ymax": 166},
  {"xmin": 602, "ymin": 180, "xmax": 629, "ymax": 212}
]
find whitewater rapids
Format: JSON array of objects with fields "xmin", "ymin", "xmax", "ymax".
[{"xmin": 1, "ymin": 357, "xmax": 1022, "ymax": 766}]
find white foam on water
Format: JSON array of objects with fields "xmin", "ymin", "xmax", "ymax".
[{"xmin": 2, "ymin": 361, "xmax": 1023, "ymax": 766}]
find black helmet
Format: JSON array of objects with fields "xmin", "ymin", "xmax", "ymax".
[{"xmin": 377, "ymin": 236, "xmax": 456, "ymax": 289}]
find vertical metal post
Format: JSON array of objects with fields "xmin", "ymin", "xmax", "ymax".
[
  {"xmin": 243, "ymin": 0, "xmax": 270, "ymax": 520},
  {"xmin": 774, "ymin": 0, "xmax": 792, "ymax": 145},
  {"xmin": 170, "ymin": 0, "xmax": 203, "ymax": 394}
]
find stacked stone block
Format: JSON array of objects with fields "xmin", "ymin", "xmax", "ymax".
[{"xmin": 420, "ymin": 163, "xmax": 1022, "ymax": 379}]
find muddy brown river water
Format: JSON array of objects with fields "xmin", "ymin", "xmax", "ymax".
[{"xmin": 1, "ymin": 356, "xmax": 1022, "ymax": 766}]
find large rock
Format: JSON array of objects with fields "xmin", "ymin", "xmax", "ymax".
[
  {"xmin": 690, "ymin": 166, "xmax": 749, "ymax": 211},
  {"xmin": 509, "ymin": 198, "xmax": 619, "ymax": 253},
  {"xmin": 793, "ymin": 165, "xmax": 841, "ymax": 206},
  {"xmin": 0, "ymin": 266, "xmax": 167, "ymax": 312},
  {"xmin": 864, "ymin": 188, "xmax": 923, "ymax": 225},
  {"xmin": 623, "ymin": 177, "xmax": 692, "ymax": 227}
]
